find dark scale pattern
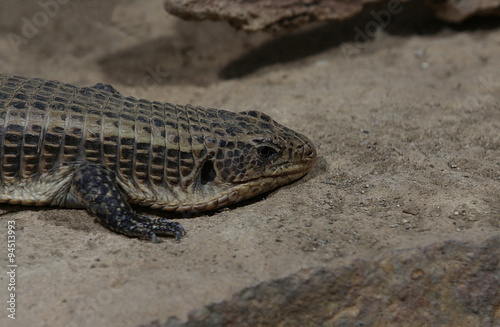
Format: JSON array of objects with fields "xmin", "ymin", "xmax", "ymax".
[
  {"xmin": 164, "ymin": 103, "xmax": 181, "ymax": 186},
  {"xmin": 0, "ymin": 74, "xmax": 316, "ymax": 241}
]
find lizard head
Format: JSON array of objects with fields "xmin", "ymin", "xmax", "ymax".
[{"xmin": 187, "ymin": 109, "xmax": 316, "ymax": 211}]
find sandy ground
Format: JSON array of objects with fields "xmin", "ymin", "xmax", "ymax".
[{"xmin": 0, "ymin": 1, "xmax": 498, "ymax": 326}]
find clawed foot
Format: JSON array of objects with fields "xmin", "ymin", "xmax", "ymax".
[{"xmin": 143, "ymin": 219, "xmax": 186, "ymax": 243}]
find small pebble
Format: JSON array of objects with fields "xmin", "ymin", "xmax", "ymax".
[{"xmin": 414, "ymin": 48, "xmax": 426, "ymax": 58}]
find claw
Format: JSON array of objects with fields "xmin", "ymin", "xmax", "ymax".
[
  {"xmin": 173, "ymin": 223, "xmax": 186, "ymax": 242},
  {"xmin": 149, "ymin": 232, "xmax": 162, "ymax": 243},
  {"xmin": 146, "ymin": 222, "xmax": 185, "ymax": 242}
]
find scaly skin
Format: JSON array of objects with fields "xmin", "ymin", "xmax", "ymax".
[{"xmin": 0, "ymin": 74, "xmax": 316, "ymax": 241}]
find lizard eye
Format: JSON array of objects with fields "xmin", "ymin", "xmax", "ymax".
[{"xmin": 256, "ymin": 145, "xmax": 278, "ymax": 160}]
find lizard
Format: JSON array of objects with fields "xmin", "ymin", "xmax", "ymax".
[{"xmin": 0, "ymin": 74, "xmax": 316, "ymax": 242}]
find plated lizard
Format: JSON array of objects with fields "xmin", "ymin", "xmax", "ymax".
[{"xmin": 0, "ymin": 74, "xmax": 316, "ymax": 242}]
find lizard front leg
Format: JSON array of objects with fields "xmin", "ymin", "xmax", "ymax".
[{"xmin": 69, "ymin": 163, "xmax": 185, "ymax": 242}]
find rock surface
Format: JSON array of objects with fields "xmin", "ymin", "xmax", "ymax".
[
  {"xmin": 425, "ymin": 0, "xmax": 500, "ymax": 23},
  {"xmin": 164, "ymin": 0, "xmax": 500, "ymax": 31},
  {"xmin": 164, "ymin": 0, "xmax": 382, "ymax": 32},
  {"xmin": 158, "ymin": 236, "xmax": 500, "ymax": 327}
]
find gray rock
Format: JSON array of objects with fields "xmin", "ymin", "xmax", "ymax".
[
  {"xmin": 164, "ymin": 0, "xmax": 500, "ymax": 32},
  {"xmin": 149, "ymin": 235, "xmax": 500, "ymax": 327}
]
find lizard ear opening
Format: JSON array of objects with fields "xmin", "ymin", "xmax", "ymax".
[{"xmin": 200, "ymin": 160, "xmax": 217, "ymax": 185}]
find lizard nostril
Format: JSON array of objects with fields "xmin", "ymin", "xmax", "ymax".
[{"xmin": 304, "ymin": 147, "xmax": 315, "ymax": 159}]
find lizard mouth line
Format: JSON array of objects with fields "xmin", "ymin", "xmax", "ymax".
[{"xmin": 170, "ymin": 161, "xmax": 314, "ymax": 213}]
